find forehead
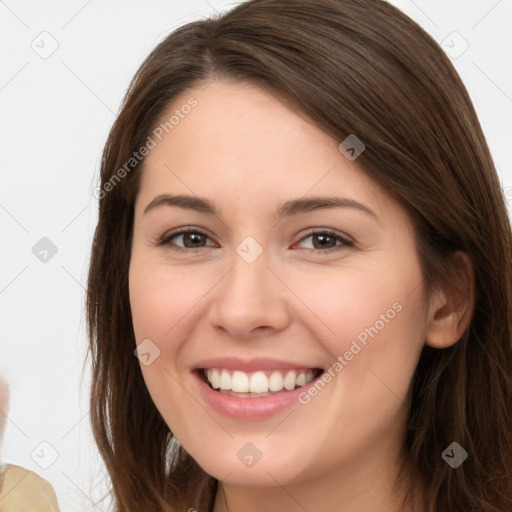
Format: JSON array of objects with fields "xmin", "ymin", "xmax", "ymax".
[{"xmin": 136, "ymin": 80, "xmax": 394, "ymax": 220}]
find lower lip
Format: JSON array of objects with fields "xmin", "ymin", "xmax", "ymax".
[{"xmin": 193, "ymin": 371, "xmax": 322, "ymax": 419}]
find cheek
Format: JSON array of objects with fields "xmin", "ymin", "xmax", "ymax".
[
  {"xmin": 128, "ymin": 255, "xmax": 211, "ymax": 344},
  {"xmin": 282, "ymin": 262, "xmax": 426, "ymax": 472},
  {"xmin": 288, "ymin": 258, "xmax": 424, "ymax": 344},
  {"xmin": 289, "ymin": 257, "xmax": 426, "ymax": 402},
  {"xmin": 128, "ymin": 255, "xmax": 210, "ymax": 434}
]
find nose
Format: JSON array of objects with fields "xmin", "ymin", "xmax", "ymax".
[{"xmin": 208, "ymin": 249, "xmax": 291, "ymax": 340}]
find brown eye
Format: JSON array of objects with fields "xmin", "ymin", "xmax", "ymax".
[
  {"xmin": 311, "ymin": 233, "xmax": 338, "ymax": 249},
  {"xmin": 180, "ymin": 232, "xmax": 207, "ymax": 248},
  {"xmin": 158, "ymin": 229, "xmax": 216, "ymax": 250},
  {"xmin": 297, "ymin": 230, "xmax": 353, "ymax": 251}
]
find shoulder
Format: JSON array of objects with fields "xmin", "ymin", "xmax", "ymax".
[{"xmin": 0, "ymin": 464, "xmax": 60, "ymax": 512}]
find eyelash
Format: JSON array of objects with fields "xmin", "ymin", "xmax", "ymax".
[{"xmin": 156, "ymin": 228, "xmax": 354, "ymax": 253}]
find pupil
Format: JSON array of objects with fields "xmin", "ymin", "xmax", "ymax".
[
  {"xmin": 314, "ymin": 234, "xmax": 335, "ymax": 249},
  {"xmin": 185, "ymin": 233, "xmax": 204, "ymax": 247}
]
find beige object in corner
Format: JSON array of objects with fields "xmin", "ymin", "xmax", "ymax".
[
  {"xmin": 1, "ymin": 375, "xmax": 61, "ymax": 511},
  {"xmin": 0, "ymin": 464, "xmax": 61, "ymax": 512}
]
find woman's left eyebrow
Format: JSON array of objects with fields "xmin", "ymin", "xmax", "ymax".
[
  {"xmin": 276, "ymin": 196, "xmax": 379, "ymax": 222},
  {"xmin": 143, "ymin": 193, "xmax": 379, "ymax": 222}
]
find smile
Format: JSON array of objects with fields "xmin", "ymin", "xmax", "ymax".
[
  {"xmin": 192, "ymin": 357, "xmax": 325, "ymax": 418},
  {"xmin": 203, "ymin": 368, "xmax": 322, "ymax": 397}
]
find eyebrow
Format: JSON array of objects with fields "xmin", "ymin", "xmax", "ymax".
[{"xmin": 143, "ymin": 193, "xmax": 379, "ymax": 221}]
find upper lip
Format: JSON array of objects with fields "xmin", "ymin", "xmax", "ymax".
[{"xmin": 192, "ymin": 357, "xmax": 323, "ymax": 372}]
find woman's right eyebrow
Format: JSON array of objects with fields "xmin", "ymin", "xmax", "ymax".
[
  {"xmin": 144, "ymin": 194, "xmax": 215, "ymax": 215},
  {"xmin": 143, "ymin": 193, "xmax": 379, "ymax": 223}
]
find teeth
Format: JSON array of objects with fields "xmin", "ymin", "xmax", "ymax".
[
  {"xmin": 232, "ymin": 370, "xmax": 249, "ymax": 392},
  {"xmin": 283, "ymin": 370, "xmax": 296, "ymax": 390},
  {"xmin": 268, "ymin": 371, "xmax": 283, "ymax": 392},
  {"xmin": 296, "ymin": 372, "xmax": 306, "ymax": 387},
  {"xmin": 209, "ymin": 369, "xmax": 220, "ymax": 389},
  {"xmin": 204, "ymin": 368, "xmax": 318, "ymax": 393},
  {"xmin": 220, "ymin": 369, "xmax": 233, "ymax": 390},
  {"xmin": 249, "ymin": 372, "xmax": 268, "ymax": 393}
]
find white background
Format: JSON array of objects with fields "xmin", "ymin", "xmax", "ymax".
[{"xmin": 0, "ymin": 1, "xmax": 511, "ymax": 511}]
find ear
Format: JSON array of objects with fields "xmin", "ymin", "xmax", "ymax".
[{"xmin": 425, "ymin": 251, "xmax": 475, "ymax": 349}]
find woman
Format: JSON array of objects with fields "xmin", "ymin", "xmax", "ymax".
[{"xmin": 86, "ymin": 0, "xmax": 512, "ymax": 510}]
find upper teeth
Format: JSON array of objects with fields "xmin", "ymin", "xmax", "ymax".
[{"xmin": 204, "ymin": 368, "xmax": 317, "ymax": 393}]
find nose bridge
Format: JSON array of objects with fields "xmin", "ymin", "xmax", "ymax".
[
  {"xmin": 209, "ymin": 239, "xmax": 290, "ymax": 336},
  {"xmin": 225, "ymin": 243, "xmax": 274, "ymax": 308}
]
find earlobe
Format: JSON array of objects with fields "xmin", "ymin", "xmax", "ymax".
[{"xmin": 425, "ymin": 251, "xmax": 475, "ymax": 349}]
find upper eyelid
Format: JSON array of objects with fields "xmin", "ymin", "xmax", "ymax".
[{"xmin": 301, "ymin": 227, "xmax": 352, "ymax": 241}]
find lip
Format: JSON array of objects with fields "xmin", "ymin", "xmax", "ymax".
[
  {"xmin": 191, "ymin": 357, "xmax": 324, "ymax": 419},
  {"xmin": 192, "ymin": 356, "xmax": 321, "ymax": 373}
]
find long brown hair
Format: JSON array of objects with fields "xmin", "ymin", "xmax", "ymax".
[{"xmin": 86, "ymin": 0, "xmax": 512, "ymax": 510}]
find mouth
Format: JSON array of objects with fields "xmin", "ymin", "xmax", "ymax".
[{"xmin": 197, "ymin": 367, "xmax": 324, "ymax": 398}]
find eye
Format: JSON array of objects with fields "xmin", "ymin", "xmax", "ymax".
[
  {"xmin": 295, "ymin": 229, "xmax": 353, "ymax": 251},
  {"xmin": 156, "ymin": 228, "xmax": 353, "ymax": 253},
  {"xmin": 157, "ymin": 229, "xmax": 216, "ymax": 251}
]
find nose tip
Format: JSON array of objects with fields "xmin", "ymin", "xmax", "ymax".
[{"xmin": 208, "ymin": 255, "xmax": 291, "ymax": 340}]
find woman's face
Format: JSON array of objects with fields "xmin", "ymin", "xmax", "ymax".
[{"xmin": 129, "ymin": 79, "xmax": 431, "ymax": 488}]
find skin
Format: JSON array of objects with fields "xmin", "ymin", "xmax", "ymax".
[{"xmin": 128, "ymin": 80, "xmax": 473, "ymax": 512}]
